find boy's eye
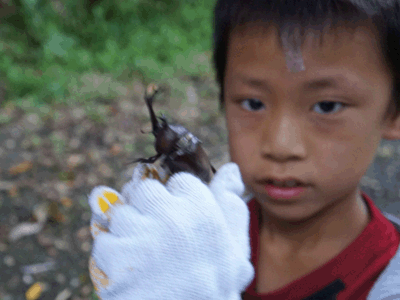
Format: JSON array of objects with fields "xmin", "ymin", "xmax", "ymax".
[
  {"xmin": 313, "ymin": 101, "xmax": 344, "ymax": 115},
  {"xmin": 240, "ymin": 98, "xmax": 265, "ymax": 111},
  {"xmin": 239, "ymin": 99, "xmax": 345, "ymax": 115}
]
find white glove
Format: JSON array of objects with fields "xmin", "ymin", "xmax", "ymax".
[{"xmin": 88, "ymin": 162, "xmax": 254, "ymax": 300}]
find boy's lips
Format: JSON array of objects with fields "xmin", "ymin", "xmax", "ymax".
[
  {"xmin": 264, "ymin": 184, "xmax": 307, "ymax": 199},
  {"xmin": 257, "ymin": 176, "xmax": 309, "ymax": 187},
  {"xmin": 257, "ymin": 176, "xmax": 310, "ymax": 199}
]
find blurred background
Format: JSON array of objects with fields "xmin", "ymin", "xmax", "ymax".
[{"xmin": 0, "ymin": 0, "xmax": 400, "ymax": 299}]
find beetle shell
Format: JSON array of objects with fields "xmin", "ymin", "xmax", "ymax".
[
  {"xmin": 134, "ymin": 83, "xmax": 216, "ymax": 184},
  {"xmin": 163, "ymin": 141, "xmax": 214, "ymax": 183}
]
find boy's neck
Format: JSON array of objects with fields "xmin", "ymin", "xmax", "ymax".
[{"xmin": 259, "ymin": 188, "xmax": 370, "ymax": 257}]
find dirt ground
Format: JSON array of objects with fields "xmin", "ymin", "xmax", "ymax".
[{"xmin": 1, "ymin": 75, "xmax": 400, "ymax": 300}]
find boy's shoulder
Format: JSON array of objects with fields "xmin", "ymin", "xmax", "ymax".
[
  {"xmin": 245, "ymin": 194, "xmax": 400, "ymax": 300},
  {"xmin": 383, "ymin": 211, "xmax": 400, "ymax": 233},
  {"xmin": 367, "ymin": 210, "xmax": 400, "ymax": 300}
]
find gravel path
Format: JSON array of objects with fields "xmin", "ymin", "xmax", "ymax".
[{"xmin": 0, "ymin": 75, "xmax": 399, "ymax": 300}]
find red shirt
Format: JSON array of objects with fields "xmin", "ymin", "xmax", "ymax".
[{"xmin": 242, "ymin": 192, "xmax": 400, "ymax": 300}]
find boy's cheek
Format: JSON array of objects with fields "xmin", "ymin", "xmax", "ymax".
[{"xmin": 228, "ymin": 143, "xmax": 256, "ymax": 189}]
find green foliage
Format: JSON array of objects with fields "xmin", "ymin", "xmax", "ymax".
[{"xmin": 0, "ymin": 0, "xmax": 215, "ymax": 106}]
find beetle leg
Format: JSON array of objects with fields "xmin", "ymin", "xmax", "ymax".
[
  {"xmin": 132, "ymin": 153, "xmax": 161, "ymax": 164},
  {"xmin": 158, "ymin": 114, "xmax": 168, "ymax": 127}
]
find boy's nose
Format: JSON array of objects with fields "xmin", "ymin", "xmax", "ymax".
[{"xmin": 260, "ymin": 114, "xmax": 307, "ymax": 162}]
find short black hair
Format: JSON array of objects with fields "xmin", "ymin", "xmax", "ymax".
[{"xmin": 213, "ymin": 0, "xmax": 400, "ymax": 120}]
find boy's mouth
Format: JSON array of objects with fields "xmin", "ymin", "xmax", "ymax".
[
  {"xmin": 269, "ymin": 180, "xmax": 300, "ymax": 187},
  {"xmin": 263, "ymin": 177, "xmax": 307, "ymax": 188},
  {"xmin": 263, "ymin": 178, "xmax": 308, "ymax": 199}
]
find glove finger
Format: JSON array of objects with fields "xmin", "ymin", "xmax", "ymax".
[
  {"xmin": 130, "ymin": 163, "xmax": 170, "ymax": 184},
  {"xmin": 122, "ymin": 164, "xmax": 147, "ymax": 207},
  {"xmin": 210, "ymin": 163, "xmax": 247, "ymax": 201},
  {"xmin": 236, "ymin": 259, "xmax": 255, "ymax": 293},
  {"xmin": 130, "ymin": 163, "xmax": 149, "ymax": 185},
  {"xmin": 91, "ymin": 208, "xmax": 164, "ymax": 280},
  {"xmin": 209, "ymin": 163, "xmax": 252, "ymax": 250},
  {"xmin": 126, "ymin": 176, "xmax": 188, "ymax": 219},
  {"xmin": 89, "ymin": 254, "xmax": 110, "ymax": 296},
  {"xmin": 89, "ymin": 194, "xmax": 168, "ymax": 298},
  {"xmin": 165, "ymin": 172, "xmax": 221, "ymax": 210},
  {"xmin": 88, "ymin": 186, "xmax": 126, "ymax": 238}
]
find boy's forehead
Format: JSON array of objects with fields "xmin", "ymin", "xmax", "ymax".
[
  {"xmin": 228, "ymin": 22, "xmax": 387, "ymax": 76},
  {"xmin": 280, "ymin": 26, "xmax": 305, "ymax": 73}
]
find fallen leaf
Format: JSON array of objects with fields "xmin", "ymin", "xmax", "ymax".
[
  {"xmin": 67, "ymin": 154, "xmax": 85, "ymax": 169},
  {"xmin": 8, "ymin": 185, "xmax": 19, "ymax": 197},
  {"xmin": 21, "ymin": 260, "xmax": 57, "ymax": 275},
  {"xmin": 0, "ymin": 181, "xmax": 15, "ymax": 190},
  {"xmin": 55, "ymin": 288, "xmax": 72, "ymax": 300},
  {"xmin": 8, "ymin": 222, "xmax": 45, "ymax": 242},
  {"xmin": 109, "ymin": 106, "xmax": 118, "ymax": 115},
  {"xmin": 36, "ymin": 233, "xmax": 53, "ymax": 247},
  {"xmin": 25, "ymin": 282, "xmax": 48, "ymax": 300},
  {"xmin": 98, "ymin": 163, "xmax": 114, "ymax": 179},
  {"xmin": 76, "ymin": 226, "xmax": 90, "ymax": 241},
  {"xmin": 109, "ymin": 143, "xmax": 122, "ymax": 156},
  {"xmin": 33, "ymin": 202, "xmax": 50, "ymax": 223},
  {"xmin": 58, "ymin": 171, "xmax": 75, "ymax": 181},
  {"xmin": 48, "ymin": 202, "xmax": 65, "ymax": 223},
  {"xmin": 60, "ymin": 197, "xmax": 73, "ymax": 208},
  {"xmin": 66, "ymin": 180, "xmax": 75, "ymax": 188},
  {"xmin": 9, "ymin": 161, "xmax": 33, "ymax": 175}
]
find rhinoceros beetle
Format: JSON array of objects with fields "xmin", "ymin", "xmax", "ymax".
[{"xmin": 133, "ymin": 83, "xmax": 216, "ymax": 184}]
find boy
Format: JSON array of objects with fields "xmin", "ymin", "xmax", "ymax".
[
  {"xmin": 214, "ymin": 0, "xmax": 400, "ymax": 298},
  {"xmin": 88, "ymin": 0, "xmax": 400, "ymax": 299}
]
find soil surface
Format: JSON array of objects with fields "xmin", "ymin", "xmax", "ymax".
[{"xmin": 1, "ymin": 75, "xmax": 400, "ymax": 300}]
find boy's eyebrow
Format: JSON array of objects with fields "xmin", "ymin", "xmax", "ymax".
[
  {"xmin": 233, "ymin": 74, "xmax": 365, "ymax": 92},
  {"xmin": 304, "ymin": 77, "xmax": 343, "ymax": 91}
]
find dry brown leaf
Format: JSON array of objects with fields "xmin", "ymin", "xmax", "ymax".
[
  {"xmin": 109, "ymin": 143, "xmax": 122, "ymax": 156},
  {"xmin": 109, "ymin": 106, "xmax": 118, "ymax": 115},
  {"xmin": 67, "ymin": 154, "xmax": 85, "ymax": 169},
  {"xmin": 0, "ymin": 181, "xmax": 15, "ymax": 191},
  {"xmin": 8, "ymin": 185, "xmax": 19, "ymax": 197},
  {"xmin": 9, "ymin": 161, "xmax": 33, "ymax": 175},
  {"xmin": 60, "ymin": 197, "xmax": 73, "ymax": 208},
  {"xmin": 66, "ymin": 180, "xmax": 75, "ymax": 188},
  {"xmin": 140, "ymin": 122, "xmax": 152, "ymax": 134},
  {"xmin": 25, "ymin": 282, "xmax": 49, "ymax": 300},
  {"xmin": 48, "ymin": 202, "xmax": 65, "ymax": 223}
]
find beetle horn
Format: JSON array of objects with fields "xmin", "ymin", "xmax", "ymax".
[{"xmin": 145, "ymin": 83, "xmax": 161, "ymax": 136}]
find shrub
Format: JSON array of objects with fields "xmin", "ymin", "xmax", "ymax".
[{"xmin": 0, "ymin": 0, "xmax": 215, "ymax": 106}]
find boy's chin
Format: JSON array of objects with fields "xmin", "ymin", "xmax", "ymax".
[{"xmin": 255, "ymin": 193, "xmax": 330, "ymax": 224}]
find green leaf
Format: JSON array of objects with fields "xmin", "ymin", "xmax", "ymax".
[{"xmin": 44, "ymin": 25, "xmax": 75, "ymax": 58}]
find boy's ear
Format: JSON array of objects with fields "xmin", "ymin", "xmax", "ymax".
[{"xmin": 382, "ymin": 111, "xmax": 400, "ymax": 140}]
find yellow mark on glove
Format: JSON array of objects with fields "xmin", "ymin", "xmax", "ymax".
[
  {"xmin": 98, "ymin": 196, "xmax": 109, "ymax": 213},
  {"xmin": 104, "ymin": 190, "xmax": 118, "ymax": 204},
  {"xmin": 89, "ymin": 256, "xmax": 111, "ymax": 296},
  {"xmin": 91, "ymin": 222, "xmax": 109, "ymax": 237}
]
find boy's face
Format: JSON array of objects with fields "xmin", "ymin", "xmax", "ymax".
[{"xmin": 224, "ymin": 23, "xmax": 400, "ymax": 222}]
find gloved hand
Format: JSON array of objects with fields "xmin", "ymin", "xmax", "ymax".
[{"xmin": 88, "ymin": 162, "xmax": 254, "ymax": 300}]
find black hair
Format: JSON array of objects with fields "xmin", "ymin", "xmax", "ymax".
[{"xmin": 213, "ymin": 0, "xmax": 400, "ymax": 121}]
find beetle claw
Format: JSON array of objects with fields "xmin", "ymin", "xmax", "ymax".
[
  {"xmin": 132, "ymin": 153, "xmax": 161, "ymax": 164},
  {"xmin": 159, "ymin": 114, "xmax": 168, "ymax": 125}
]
